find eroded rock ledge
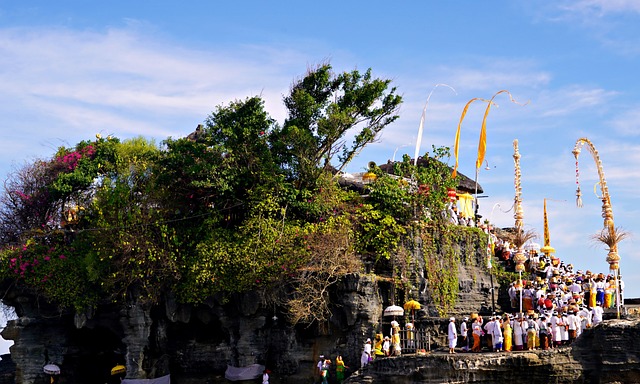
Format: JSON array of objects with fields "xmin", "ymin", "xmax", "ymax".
[{"xmin": 346, "ymin": 318, "xmax": 640, "ymax": 384}]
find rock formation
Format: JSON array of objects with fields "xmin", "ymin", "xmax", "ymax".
[
  {"xmin": 2, "ymin": 226, "xmax": 637, "ymax": 383},
  {"xmin": 345, "ymin": 318, "xmax": 640, "ymax": 384}
]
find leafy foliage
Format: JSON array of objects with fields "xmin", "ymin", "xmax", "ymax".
[
  {"xmin": 0, "ymin": 64, "xmax": 472, "ymax": 321},
  {"xmin": 272, "ymin": 64, "xmax": 401, "ymax": 189}
]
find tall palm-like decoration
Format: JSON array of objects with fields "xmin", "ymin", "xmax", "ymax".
[
  {"xmin": 511, "ymin": 139, "xmax": 536, "ymax": 315},
  {"xmin": 573, "ymin": 137, "xmax": 626, "ymax": 318},
  {"xmin": 511, "ymin": 140, "xmax": 534, "ymax": 272}
]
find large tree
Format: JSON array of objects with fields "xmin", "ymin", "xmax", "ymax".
[
  {"xmin": 0, "ymin": 64, "xmax": 409, "ymax": 317},
  {"xmin": 271, "ymin": 64, "xmax": 402, "ymax": 189}
]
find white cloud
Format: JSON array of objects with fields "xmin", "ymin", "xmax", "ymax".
[
  {"xmin": 610, "ymin": 107, "xmax": 640, "ymax": 136},
  {"xmin": 0, "ymin": 26, "xmax": 298, "ymax": 116},
  {"xmin": 434, "ymin": 60, "xmax": 551, "ymax": 92},
  {"xmin": 535, "ymin": 86, "xmax": 619, "ymax": 117},
  {"xmin": 559, "ymin": 0, "xmax": 640, "ymax": 15},
  {"xmin": 525, "ymin": 0, "xmax": 640, "ymax": 55}
]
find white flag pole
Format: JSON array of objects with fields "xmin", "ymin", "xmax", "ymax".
[{"xmin": 413, "ymin": 84, "xmax": 457, "ymax": 166}]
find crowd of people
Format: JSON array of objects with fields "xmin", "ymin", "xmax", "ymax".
[{"xmin": 444, "ymin": 235, "xmax": 625, "ymax": 353}]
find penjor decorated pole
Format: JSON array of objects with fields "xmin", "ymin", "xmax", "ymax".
[
  {"xmin": 512, "ymin": 139, "xmax": 526, "ymax": 316},
  {"xmin": 573, "ymin": 137, "xmax": 622, "ymax": 318}
]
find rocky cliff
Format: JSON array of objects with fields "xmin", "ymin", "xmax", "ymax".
[
  {"xmin": 345, "ymin": 318, "xmax": 640, "ymax": 384},
  {"xmin": 0, "ymin": 230, "xmax": 497, "ymax": 383}
]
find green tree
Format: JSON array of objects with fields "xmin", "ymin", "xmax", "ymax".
[{"xmin": 271, "ymin": 64, "xmax": 402, "ymax": 189}]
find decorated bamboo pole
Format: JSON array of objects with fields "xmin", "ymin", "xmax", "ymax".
[
  {"xmin": 512, "ymin": 139, "xmax": 526, "ymax": 316},
  {"xmin": 572, "ymin": 137, "xmax": 621, "ymax": 318}
]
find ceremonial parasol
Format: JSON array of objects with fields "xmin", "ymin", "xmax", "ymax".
[
  {"xmin": 43, "ymin": 364, "xmax": 60, "ymax": 375},
  {"xmin": 111, "ymin": 364, "xmax": 127, "ymax": 375},
  {"xmin": 524, "ymin": 242, "xmax": 540, "ymax": 253},
  {"xmin": 403, "ymin": 300, "xmax": 421, "ymax": 323},
  {"xmin": 383, "ymin": 305, "xmax": 404, "ymax": 317}
]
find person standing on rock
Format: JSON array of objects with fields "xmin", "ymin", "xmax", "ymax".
[
  {"xmin": 391, "ymin": 320, "xmax": 401, "ymax": 356},
  {"xmin": 316, "ymin": 354, "xmax": 325, "ymax": 382},
  {"xmin": 405, "ymin": 322, "xmax": 415, "ymax": 351},
  {"xmin": 360, "ymin": 339, "xmax": 372, "ymax": 368},
  {"xmin": 502, "ymin": 315, "xmax": 513, "ymax": 352},
  {"xmin": 335, "ymin": 355, "xmax": 348, "ymax": 383},
  {"xmin": 459, "ymin": 317, "xmax": 469, "ymax": 352},
  {"xmin": 484, "ymin": 316, "xmax": 495, "ymax": 350},
  {"xmin": 508, "ymin": 283, "xmax": 518, "ymax": 309},
  {"xmin": 321, "ymin": 359, "xmax": 331, "ymax": 384},
  {"xmin": 552, "ymin": 311, "xmax": 565, "ymax": 347},
  {"xmin": 471, "ymin": 317, "xmax": 484, "ymax": 352},
  {"xmin": 567, "ymin": 310, "xmax": 580, "ymax": 343},
  {"xmin": 492, "ymin": 317, "xmax": 503, "ymax": 352},
  {"xmin": 578, "ymin": 305, "xmax": 591, "ymax": 332},
  {"xmin": 592, "ymin": 302, "xmax": 604, "ymax": 327},
  {"xmin": 448, "ymin": 317, "xmax": 458, "ymax": 354},
  {"xmin": 513, "ymin": 315, "xmax": 525, "ymax": 351},
  {"xmin": 526, "ymin": 316, "xmax": 539, "ymax": 350}
]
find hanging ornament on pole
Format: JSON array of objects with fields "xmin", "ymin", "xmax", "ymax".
[{"xmin": 572, "ymin": 137, "xmax": 627, "ymax": 319}]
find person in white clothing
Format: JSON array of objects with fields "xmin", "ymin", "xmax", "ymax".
[
  {"xmin": 578, "ymin": 305, "xmax": 591, "ymax": 333},
  {"xmin": 513, "ymin": 316, "xmax": 525, "ymax": 351},
  {"xmin": 360, "ymin": 339, "xmax": 372, "ymax": 368},
  {"xmin": 492, "ymin": 317, "xmax": 503, "ymax": 352},
  {"xmin": 566, "ymin": 311, "xmax": 580, "ymax": 343},
  {"xmin": 484, "ymin": 317, "xmax": 495, "ymax": 349},
  {"xmin": 448, "ymin": 317, "xmax": 458, "ymax": 354},
  {"xmin": 460, "ymin": 317, "xmax": 469, "ymax": 351},
  {"xmin": 592, "ymin": 303, "xmax": 604, "ymax": 326}
]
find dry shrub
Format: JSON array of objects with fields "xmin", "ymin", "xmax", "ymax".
[{"xmin": 278, "ymin": 220, "xmax": 363, "ymax": 326}]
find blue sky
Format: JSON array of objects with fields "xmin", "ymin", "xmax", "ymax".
[{"xmin": 1, "ymin": 1, "xmax": 640, "ymax": 335}]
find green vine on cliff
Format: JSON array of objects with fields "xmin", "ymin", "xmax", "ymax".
[{"xmin": 420, "ymin": 224, "xmax": 486, "ymax": 316}]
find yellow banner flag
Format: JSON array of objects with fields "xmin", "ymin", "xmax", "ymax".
[
  {"xmin": 452, "ymin": 98, "xmax": 491, "ymax": 178},
  {"xmin": 476, "ymin": 90, "xmax": 528, "ymax": 169}
]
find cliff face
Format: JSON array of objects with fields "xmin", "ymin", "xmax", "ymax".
[
  {"xmin": 345, "ymin": 318, "xmax": 640, "ymax": 384},
  {"xmin": 0, "ymin": 231, "xmax": 496, "ymax": 383}
]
